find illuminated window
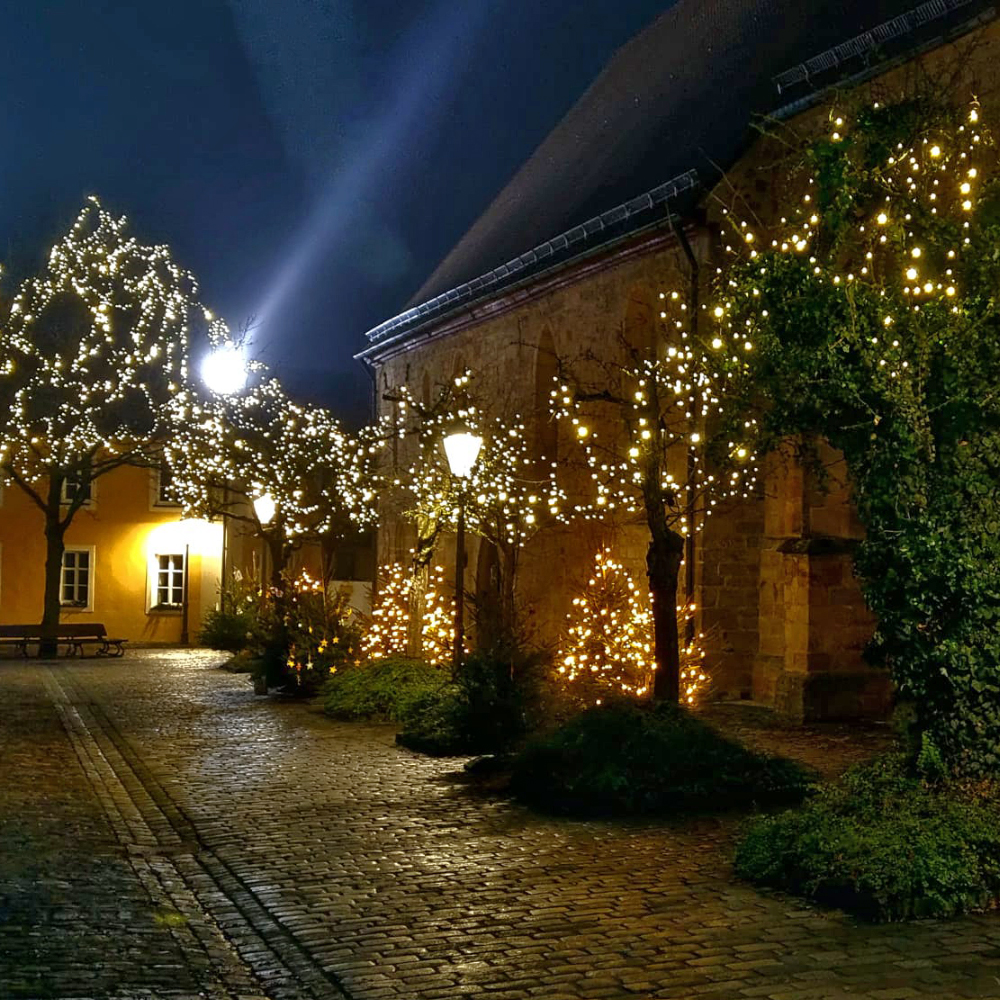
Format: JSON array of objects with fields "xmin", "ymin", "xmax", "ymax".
[
  {"xmin": 154, "ymin": 553, "xmax": 185, "ymax": 608},
  {"xmin": 61, "ymin": 548, "xmax": 93, "ymax": 608},
  {"xmin": 60, "ymin": 474, "xmax": 92, "ymax": 505}
]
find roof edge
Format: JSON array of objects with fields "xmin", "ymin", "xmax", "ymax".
[{"xmin": 361, "ymin": 169, "xmax": 699, "ymax": 348}]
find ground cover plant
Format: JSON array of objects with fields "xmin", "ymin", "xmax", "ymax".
[
  {"xmin": 508, "ymin": 699, "xmax": 814, "ymax": 817},
  {"xmin": 735, "ymin": 752, "xmax": 1000, "ymax": 921},
  {"xmin": 396, "ymin": 649, "xmax": 534, "ymax": 756},
  {"xmin": 322, "ymin": 655, "xmax": 447, "ymax": 722}
]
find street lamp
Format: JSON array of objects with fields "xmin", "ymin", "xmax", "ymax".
[
  {"xmin": 201, "ymin": 342, "xmax": 247, "ymax": 606},
  {"xmin": 253, "ymin": 492, "xmax": 276, "ymax": 525},
  {"xmin": 443, "ymin": 429, "xmax": 482, "ymax": 672},
  {"xmin": 201, "ymin": 342, "xmax": 247, "ymax": 396}
]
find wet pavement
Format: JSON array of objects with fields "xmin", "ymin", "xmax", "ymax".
[{"xmin": 2, "ymin": 649, "xmax": 1000, "ymax": 1000}]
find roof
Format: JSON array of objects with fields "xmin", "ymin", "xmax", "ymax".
[{"xmin": 362, "ymin": 0, "xmax": 990, "ymax": 355}]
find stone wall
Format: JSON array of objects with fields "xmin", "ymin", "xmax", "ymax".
[{"xmin": 365, "ymin": 17, "xmax": 1000, "ymax": 716}]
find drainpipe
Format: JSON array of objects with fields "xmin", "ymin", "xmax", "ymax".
[{"xmin": 181, "ymin": 542, "xmax": 190, "ymax": 645}]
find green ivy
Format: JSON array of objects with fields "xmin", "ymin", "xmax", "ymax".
[{"xmin": 714, "ymin": 96, "xmax": 1000, "ymax": 774}]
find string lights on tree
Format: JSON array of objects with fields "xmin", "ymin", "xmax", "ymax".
[
  {"xmin": 168, "ymin": 373, "xmax": 378, "ymax": 588},
  {"xmin": 381, "ymin": 371, "xmax": 566, "ymax": 650},
  {"xmin": 556, "ymin": 548, "xmax": 707, "ymax": 706},
  {"xmin": 0, "ymin": 197, "xmax": 205, "ymax": 655},
  {"xmin": 551, "ymin": 297, "xmax": 755, "ymax": 702},
  {"xmin": 710, "ymin": 95, "xmax": 1000, "ymax": 772}
]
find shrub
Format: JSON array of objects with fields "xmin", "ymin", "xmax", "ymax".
[
  {"xmin": 509, "ymin": 699, "xmax": 813, "ymax": 816},
  {"xmin": 322, "ymin": 656, "xmax": 447, "ymax": 722},
  {"xmin": 396, "ymin": 649, "xmax": 537, "ymax": 756},
  {"xmin": 735, "ymin": 753, "xmax": 1000, "ymax": 921},
  {"xmin": 199, "ymin": 606, "xmax": 255, "ymax": 653}
]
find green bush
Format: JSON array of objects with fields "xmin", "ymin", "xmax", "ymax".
[
  {"xmin": 396, "ymin": 650, "xmax": 532, "ymax": 756},
  {"xmin": 735, "ymin": 753, "xmax": 1000, "ymax": 921},
  {"xmin": 508, "ymin": 699, "xmax": 814, "ymax": 816},
  {"xmin": 199, "ymin": 606, "xmax": 256, "ymax": 653},
  {"xmin": 322, "ymin": 657, "xmax": 447, "ymax": 722}
]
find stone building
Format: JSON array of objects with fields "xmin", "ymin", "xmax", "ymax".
[{"xmin": 357, "ymin": 0, "xmax": 999, "ymax": 718}]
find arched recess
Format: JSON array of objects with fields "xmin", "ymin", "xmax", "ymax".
[
  {"xmin": 475, "ymin": 538, "xmax": 502, "ymax": 648},
  {"xmin": 533, "ymin": 327, "xmax": 558, "ymax": 466}
]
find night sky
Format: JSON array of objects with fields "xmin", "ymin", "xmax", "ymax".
[{"xmin": 2, "ymin": 1, "xmax": 671, "ymax": 422}]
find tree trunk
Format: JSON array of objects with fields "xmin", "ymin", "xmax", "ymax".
[
  {"xmin": 406, "ymin": 523, "xmax": 436, "ymax": 658},
  {"xmin": 648, "ymin": 528, "xmax": 684, "ymax": 703},
  {"xmin": 40, "ymin": 478, "xmax": 68, "ymax": 658},
  {"xmin": 499, "ymin": 543, "xmax": 518, "ymax": 646}
]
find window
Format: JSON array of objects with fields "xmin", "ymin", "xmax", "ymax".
[
  {"xmin": 154, "ymin": 553, "xmax": 185, "ymax": 608},
  {"xmin": 61, "ymin": 548, "xmax": 93, "ymax": 609},
  {"xmin": 61, "ymin": 474, "xmax": 92, "ymax": 505},
  {"xmin": 155, "ymin": 464, "xmax": 180, "ymax": 506}
]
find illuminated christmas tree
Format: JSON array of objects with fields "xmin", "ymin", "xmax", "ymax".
[
  {"xmin": 556, "ymin": 549, "xmax": 708, "ymax": 706},
  {"xmin": 360, "ymin": 560, "xmax": 456, "ymax": 666}
]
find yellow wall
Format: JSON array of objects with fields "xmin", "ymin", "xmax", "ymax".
[{"xmin": 0, "ymin": 465, "xmax": 223, "ymax": 643}]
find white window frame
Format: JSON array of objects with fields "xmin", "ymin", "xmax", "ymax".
[
  {"xmin": 152, "ymin": 552, "xmax": 186, "ymax": 610},
  {"xmin": 60, "ymin": 546, "xmax": 95, "ymax": 611},
  {"xmin": 60, "ymin": 475, "xmax": 94, "ymax": 507}
]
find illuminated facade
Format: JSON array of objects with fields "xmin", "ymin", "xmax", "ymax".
[
  {"xmin": 0, "ymin": 463, "xmax": 225, "ymax": 643},
  {"xmin": 358, "ymin": 0, "xmax": 997, "ymax": 719}
]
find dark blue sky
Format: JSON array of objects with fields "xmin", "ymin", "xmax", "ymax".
[{"xmin": 2, "ymin": 1, "xmax": 670, "ymax": 421}]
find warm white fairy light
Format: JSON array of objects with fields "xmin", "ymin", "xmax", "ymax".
[
  {"xmin": 556, "ymin": 549, "xmax": 708, "ymax": 705},
  {"xmin": 360, "ymin": 560, "xmax": 458, "ymax": 666}
]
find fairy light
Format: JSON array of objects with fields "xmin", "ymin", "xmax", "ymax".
[
  {"xmin": 360, "ymin": 560, "xmax": 459, "ymax": 666},
  {"xmin": 168, "ymin": 374, "xmax": 379, "ymax": 551},
  {"xmin": 0, "ymin": 195, "xmax": 212, "ymax": 552},
  {"xmin": 556, "ymin": 549, "xmax": 709, "ymax": 705}
]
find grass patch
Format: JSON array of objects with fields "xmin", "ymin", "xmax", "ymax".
[
  {"xmin": 509, "ymin": 699, "xmax": 814, "ymax": 817},
  {"xmin": 321, "ymin": 657, "xmax": 447, "ymax": 723},
  {"xmin": 735, "ymin": 753, "xmax": 1000, "ymax": 921}
]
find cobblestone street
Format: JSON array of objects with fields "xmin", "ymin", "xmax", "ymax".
[{"xmin": 3, "ymin": 650, "xmax": 1000, "ymax": 1000}]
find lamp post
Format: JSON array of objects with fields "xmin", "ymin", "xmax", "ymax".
[
  {"xmin": 201, "ymin": 343, "xmax": 248, "ymax": 612},
  {"xmin": 253, "ymin": 491, "xmax": 277, "ymax": 587},
  {"xmin": 443, "ymin": 430, "xmax": 482, "ymax": 673}
]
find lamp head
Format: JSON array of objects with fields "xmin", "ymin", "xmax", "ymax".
[
  {"xmin": 253, "ymin": 492, "xmax": 277, "ymax": 525},
  {"xmin": 443, "ymin": 430, "xmax": 483, "ymax": 478},
  {"xmin": 201, "ymin": 343, "xmax": 247, "ymax": 395}
]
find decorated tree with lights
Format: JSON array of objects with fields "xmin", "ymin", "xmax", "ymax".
[
  {"xmin": 709, "ymin": 96, "xmax": 1000, "ymax": 773},
  {"xmin": 168, "ymin": 373, "xmax": 378, "ymax": 589},
  {"xmin": 556, "ymin": 547, "xmax": 708, "ymax": 706},
  {"xmin": 552, "ymin": 310, "xmax": 755, "ymax": 701},
  {"xmin": 0, "ymin": 198, "xmax": 204, "ymax": 654},
  {"xmin": 384, "ymin": 372, "xmax": 565, "ymax": 651},
  {"xmin": 359, "ymin": 560, "xmax": 457, "ymax": 666}
]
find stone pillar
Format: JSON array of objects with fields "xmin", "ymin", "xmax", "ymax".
[{"xmin": 755, "ymin": 442, "xmax": 891, "ymax": 721}]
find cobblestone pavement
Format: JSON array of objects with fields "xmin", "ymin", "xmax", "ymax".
[{"xmin": 3, "ymin": 650, "xmax": 1000, "ymax": 1000}]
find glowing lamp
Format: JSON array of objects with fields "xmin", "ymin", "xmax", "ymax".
[
  {"xmin": 443, "ymin": 431, "xmax": 482, "ymax": 478},
  {"xmin": 253, "ymin": 493, "xmax": 276, "ymax": 525},
  {"xmin": 201, "ymin": 344, "xmax": 247, "ymax": 395}
]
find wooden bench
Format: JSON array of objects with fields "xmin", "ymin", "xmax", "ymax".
[{"xmin": 0, "ymin": 623, "xmax": 127, "ymax": 657}]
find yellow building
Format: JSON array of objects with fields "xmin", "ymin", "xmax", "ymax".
[{"xmin": 0, "ymin": 464, "xmax": 224, "ymax": 644}]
